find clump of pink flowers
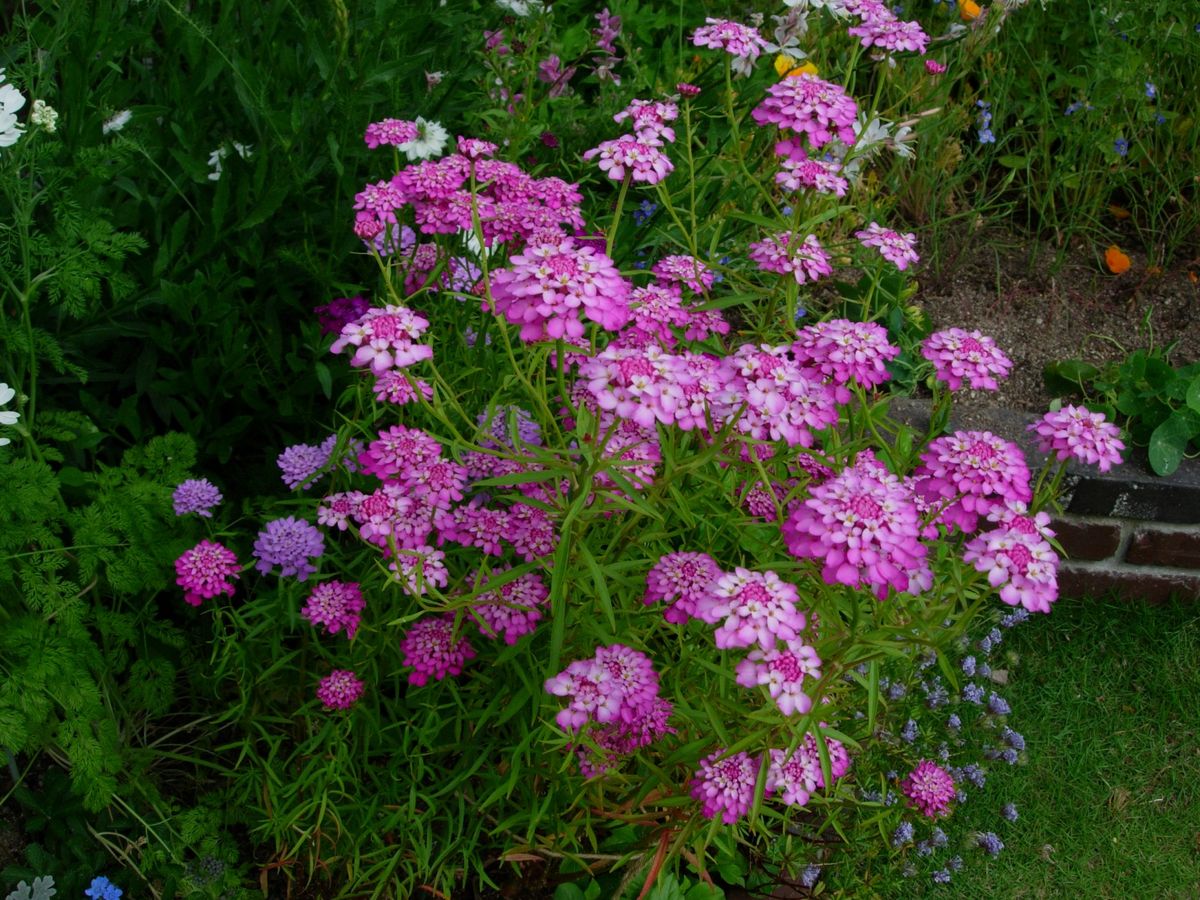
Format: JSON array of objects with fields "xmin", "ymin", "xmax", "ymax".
[
  {"xmin": 856, "ymin": 222, "xmax": 919, "ymax": 270},
  {"xmin": 400, "ymin": 614, "xmax": 477, "ymax": 686},
  {"xmin": 695, "ymin": 567, "xmax": 806, "ymax": 650},
  {"xmin": 1029, "ymin": 405, "xmax": 1125, "ymax": 472},
  {"xmin": 583, "ymin": 135, "xmax": 674, "ymax": 184},
  {"xmin": 691, "ymin": 18, "xmax": 767, "ymax": 76},
  {"xmin": 922, "ymin": 328, "xmax": 1013, "ymax": 392},
  {"xmin": 301, "ymin": 580, "xmax": 365, "ymax": 638},
  {"xmin": 172, "ymin": 478, "xmax": 222, "ymax": 517},
  {"xmin": 749, "ymin": 232, "xmax": 833, "ymax": 285},
  {"xmin": 488, "ymin": 236, "xmax": 631, "ymax": 341},
  {"xmin": 735, "ymin": 640, "xmax": 822, "ymax": 716},
  {"xmin": 751, "ymin": 74, "xmax": 859, "ymax": 148},
  {"xmin": 644, "ymin": 551, "xmax": 723, "ymax": 624},
  {"xmin": 317, "ymin": 670, "xmax": 365, "ymax": 710},
  {"xmin": 363, "ymin": 117, "xmax": 418, "ymax": 150},
  {"xmin": 691, "ymin": 750, "xmax": 759, "ymax": 823},
  {"xmin": 783, "ymin": 460, "xmax": 929, "ymax": 599},
  {"xmin": 914, "ymin": 431, "xmax": 1031, "ymax": 533},
  {"xmin": 330, "ymin": 303, "xmax": 432, "ymax": 374},
  {"xmin": 175, "ymin": 539, "xmax": 239, "ymax": 607},
  {"xmin": 471, "ymin": 569, "xmax": 549, "ymax": 644},
  {"xmin": 902, "ymin": 760, "xmax": 956, "ymax": 817},
  {"xmin": 792, "ymin": 319, "xmax": 900, "ymax": 401},
  {"xmin": 964, "ymin": 527, "xmax": 1060, "ymax": 613}
]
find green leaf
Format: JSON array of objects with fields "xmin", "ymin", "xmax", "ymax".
[
  {"xmin": 1186, "ymin": 376, "xmax": 1200, "ymax": 415},
  {"xmin": 997, "ymin": 154, "xmax": 1030, "ymax": 169},
  {"xmin": 1042, "ymin": 360, "xmax": 1099, "ymax": 394},
  {"xmin": 1148, "ymin": 411, "xmax": 1199, "ymax": 476}
]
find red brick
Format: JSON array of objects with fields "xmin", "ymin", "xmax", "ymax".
[
  {"xmin": 1058, "ymin": 565, "xmax": 1200, "ymax": 603},
  {"xmin": 1125, "ymin": 528, "xmax": 1200, "ymax": 569},
  {"xmin": 1051, "ymin": 518, "xmax": 1123, "ymax": 562}
]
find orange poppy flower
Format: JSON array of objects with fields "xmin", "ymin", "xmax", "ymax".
[
  {"xmin": 1108, "ymin": 204, "xmax": 1131, "ymax": 220},
  {"xmin": 958, "ymin": 0, "xmax": 982, "ymax": 21},
  {"xmin": 1104, "ymin": 245, "xmax": 1132, "ymax": 274}
]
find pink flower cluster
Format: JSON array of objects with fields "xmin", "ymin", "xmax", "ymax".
[
  {"xmin": 694, "ymin": 567, "xmax": 807, "ymax": 651},
  {"xmin": 400, "ymin": 614, "xmax": 477, "ymax": 686},
  {"xmin": 471, "ymin": 568, "xmax": 549, "ymax": 644},
  {"xmin": 487, "ymin": 236, "xmax": 631, "ymax": 341},
  {"xmin": 783, "ymin": 456, "xmax": 929, "ymax": 599},
  {"xmin": 776, "ymin": 152, "xmax": 849, "ymax": 197},
  {"xmin": 316, "ymin": 669, "xmax": 365, "ymax": 710},
  {"xmin": 792, "ymin": 319, "xmax": 901, "ymax": 402},
  {"xmin": 964, "ymin": 525, "xmax": 1060, "ymax": 613},
  {"xmin": 301, "ymin": 579, "xmax": 365, "ymax": 639},
  {"xmin": 545, "ymin": 645, "xmax": 674, "ymax": 774},
  {"xmin": 613, "ymin": 98, "xmax": 678, "ymax": 145},
  {"xmin": 922, "ymin": 328, "xmax": 1013, "ymax": 392},
  {"xmin": 175, "ymin": 540, "xmax": 239, "ymax": 607},
  {"xmin": 856, "ymin": 222, "xmax": 920, "ymax": 270},
  {"xmin": 330, "ymin": 303, "xmax": 433, "ymax": 375},
  {"xmin": 913, "ymin": 431, "xmax": 1031, "ymax": 533},
  {"xmin": 902, "ymin": 760, "xmax": 956, "ymax": 817},
  {"xmin": 752, "ymin": 74, "xmax": 859, "ymax": 148},
  {"xmin": 692, "ymin": 734, "xmax": 851, "ymax": 822},
  {"xmin": 728, "ymin": 344, "xmax": 841, "ymax": 448},
  {"xmin": 735, "ymin": 640, "xmax": 822, "ymax": 716},
  {"xmin": 651, "ymin": 255, "xmax": 716, "ymax": 295},
  {"xmin": 1029, "ymin": 405, "xmax": 1125, "ymax": 472},
  {"xmin": 845, "ymin": 3, "xmax": 930, "ymax": 55},
  {"xmin": 354, "ymin": 150, "xmax": 585, "ymax": 249},
  {"xmin": 690, "ymin": 18, "xmax": 767, "ymax": 76},
  {"xmin": 644, "ymin": 551, "xmax": 723, "ymax": 623},
  {"xmin": 363, "ymin": 117, "xmax": 419, "ymax": 150},
  {"xmin": 749, "ymin": 232, "xmax": 833, "ymax": 286}
]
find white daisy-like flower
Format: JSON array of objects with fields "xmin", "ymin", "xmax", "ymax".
[
  {"xmin": 399, "ymin": 117, "xmax": 448, "ymax": 161},
  {"xmin": 30, "ymin": 99, "xmax": 58, "ymax": 133},
  {"xmin": 0, "ymin": 382, "xmax": 21, "ymax": 447},
  {"xmin": 0, "ymin": 69, "xmax": 27, "ymax": 149},
  {"xmin": 102, "ymin": 109, "xmax": 131, "ymax": 135}
]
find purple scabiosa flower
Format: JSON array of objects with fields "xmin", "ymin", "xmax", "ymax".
[
  {"xmin": 792, "ymin": 319, "xmax": 901, "ymax": 400},
  {"xmin": 477, "ymin": 405, "xmax": 542, "ymax": 449},
  {"xmin": 962, "ymin": 683, "xmax": 985, "ymax": 704},
  {"xmin": 751, "ymin": 74, "xmax": 858, "ymax": 147},
  {"xmin": 931, "ymin": 826, "xmax": 949, "ymax": 848},
  {"xmin": 892, "ymin": 821, "xmax": 915, "ymax": 847},
  {"xmin": 783, "ymin": 463, "xmax": 928, "ymax": 600},
  {"xmin": 976, "ymin": 831, "xmax": 1004, "ymax": 857},
  {"xmin": 252, "ymin": 517, "xmax": 325, "ymax": 581},
  {"xmin": 400, "ymin": 614, "xmax": 477, "ymax": 686},
  {"xmin": 962, "ymin": 655, "xmax": 977, "ymax": 676},
  {"xmin": 691, "ymin": 750, "xmax": 759, "ymax": 823},
  {"xmin": 695, "ymin": 567, "xmax": 806, "ymax": 651},
  {"xmin": 1029, "ymin": 405, "xmax": 1125, "ymax": 472},
  {"xmin": 487, "ymin": 236, "xmax": 631, "ymax": 341},
  {"xmin": 888, "ymin": 681, "xmax": 908, "ymax": 700},
  {"xmin": 316, "ymin": 669, "xmax": 365, "ymax": 710},
  {"xmin": 301, "ymin": 580, "xmax": 365, "ymax": 638},
  {"xmin": 277, "ymin": 437, "xmax": 335, "ymax": 490},
  {"xmin": 901, "ymin": 718, "xmax": 919, "ymax": 743},
  {"xmin": 958, "ymin": 763, "xmax": 987, "ymax": 789},
  {"xmin": 472, "ymin": 569, "xmax": 548, "ymax": 644},
  {"xmin": 1002, "ymin": 802, "xmax": 1019, "ymax": 822},
  {"xmin": 1002, "ymin": 727, "xmax": 1026, "ymax": 751},
  {"xmin": 987, "ymin": 693, "xmax": 1011, "ymax": 716},
  {"xmin": 644, "ymin": 551, "xmax": 723, "ymax": 624},
  {"xmin": 922, "ymin": 328, "xmax": 1013, "ymax": 391},
  {"xmin": 172, "ymin": 478, "xmax": 222, "ymax": 517},
  {"xmin": 800, "ymin": 865, "xmax": 821, "ymax": 888},
  {"xmin": 175, "ymin": 540, "xmax": 239, "ymax": 607},
  {"xmin": 932, "ymin": 869, "xmax": 952, "ymax": 884},
  {"xmin": 902, "ymin": 760, "xmax": 956, "ymax": 817}
]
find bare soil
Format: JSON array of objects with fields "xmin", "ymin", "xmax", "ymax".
[{"xmin": 912, "ymin": 231, "xmax": 1200, "ymax": 411}]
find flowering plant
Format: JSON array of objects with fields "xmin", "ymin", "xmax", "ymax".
[{"xmin": 171, "ymin": 2, "xmax": 1124, "ymax": 895}]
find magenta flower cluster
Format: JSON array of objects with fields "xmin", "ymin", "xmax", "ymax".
[
  {"xmin": 855, "ymin": 222, "xmax": 920, "ymax": 270},
  {"xmin": 749, "ymin": 232, "xmax": 833, "ymax": 286},
  {"xmin": 471, "ymin": 568, "xmax": 549, "ymax": 644},
  {"xmin": 400, "ymin": 614, "xmax": 478, "ymax": 686},
  {"xmin": 902, "ymin": 760, "xmax": 956, "ymax": 817},
  {"xmin": 316, "ymin": 669, "xmax": 366, "ymax": 711},
  {"xmin": 751, "ymin": 74, "xmax": 859, "ymax": 148},
  {"xmin": 585, "ymin": 94, "xmax": 678, "ymax": 185},
  {"xmin": 174, "ymin": 539, "xmax": 239, "ymax": 607},
  {"xmin": 301, "ymin": 579, "xmax": 365, "ymax": 639},
  {"xmin": 922, "ymin": 328, "xmax": 1013, "ymax": 392},
  {"xmin": 1030, "ymin": 405, "xmax": 1125, "ymax": 472},
  {"xmin": 690, "ymin": 18, "xmax": 767, "ymax": 76}
]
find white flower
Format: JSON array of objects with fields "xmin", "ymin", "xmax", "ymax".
[
  {"xmin": 30, "ymin": 99, "xmax": 58, "ymax": 133},
  {"xmin": 399, "ymin": 117, "xmax": 448, "ymax": 161},
  {"xmin": 102, "ymin": 109, "xmax": 131, "ymax": 134},
  {"xmin": 495, "ymin": 0, "xmax": 544, "ymax": 15},
  {"xmin": 0, "ymin": 69, "xmax": 27, "ymax": 149},
  {"xmin": 207, "ymin": 141, "xmax": 253, "ymax": 181},
  {"xmin": 425, "ymin": 70, "xmax": 445, "ymax": 90},
  {"xmin": 0, "ymin": 382, "xmax": 20, "ymax": 447}
]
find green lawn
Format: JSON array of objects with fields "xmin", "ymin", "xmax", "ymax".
[{"xmin": 931, "ymin": 595, "xmax": 1200, "ymax": 899}]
